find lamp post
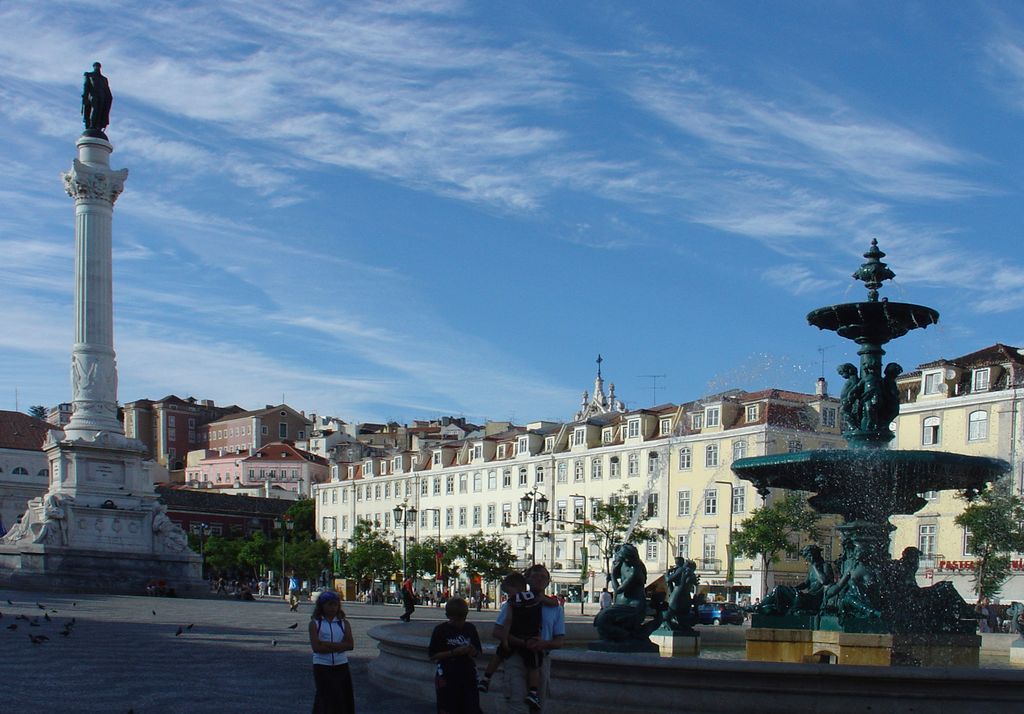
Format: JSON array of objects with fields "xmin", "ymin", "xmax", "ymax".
[
  {"xmin": 275, "ymin": 516, "xmax": 294, "ymax": 600},
  {"xmin": 196, "ymin": 522, "xmax": 210, "ymax": 581},
  {"xmin": 714, "ymin": 480, "xmax": 736, "ymax": 601},
  {"xmin": 570, "ymin": 494, "xmax": 587, "ymax": 614},
  {"xmin": 519, "ymin": 489, "xmax": 549, "ymax": 566},
  {"xmin": 393, "ymin": 504, "xmax": 417, "ymax": 581}
]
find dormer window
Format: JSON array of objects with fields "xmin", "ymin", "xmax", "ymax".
[
  {"xmin": 691, "ymin": 413, "xmax": 703, "ymax": 430},
  {"xmin": 572, "ymin": 428, "xmax": 586, "ymax": 447},
  {"xmin": 923, "ymin": 372, "xmax": 943, "ymax": 395},
  {"xmin": 497, "ymin": 444, "xmax": 507, "ymax": 459},
  {"xmin": 545, "ymin": 436, "xmax": 555, "ymax": 451},
  {"xmin": 393, "ymin": 456, "xmax": 402, "ymax": 471},
  {"xmin": 380, "ymin": 462, "xmax": 387, "ymax": 475},
  {"xmin": 660, "ymin": 418, "xmax": 671, "ymax": 435},
  {"xmin": 745, "ymin": 404, "xmax": 759, "ymax": 423},
  {"xmin": 972, "ymin": 368, "xmax": 990, "ymax": 392},
  {"xmin": 627, "ymin": 419, "xmax": 640, "ymax": 438},
  {"xmin": 602, "ymin": 429, "xmax": 613, "ymax": 444},
  {"xmin": 517, "ymin": 437, "xmax": 529, "ymax": 455},
  {"xmin": 706, "ymin": 407, "xmax": 720, "ymax": 428},
  {"xmin": 473, "ymin": 444, "xmax": 483, "ymax": 460},
  {"xmin": 364, "ymin": 460, "xmax": 373, "ymax": 475},
  {"xmin": 432, "ymin": 451, "xmax": 441, "ymax": 465}
]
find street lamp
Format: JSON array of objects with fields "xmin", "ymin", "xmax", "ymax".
[
  {"xmin": 393, "ymin": 504, "xmax": 417, "ymax": 581},
  {"xmin": 519, "ymin": 490, "xmax": 549, "ymax": 566},
  {"xmin": 275, "ymin": 516, "xmax": 294, "ymax": 600},
  {"xmin": 196, "ymin": 522, "xmax": 210, "ymax": 581},
  {"xmin": 715, "ymin": 480, "xmax": 737, "ymax": 602},
  {"xmin": 570, "ymin": 494, "xmax": 587, "ymax": 614}
]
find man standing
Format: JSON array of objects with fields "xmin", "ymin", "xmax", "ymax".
[
  {"xmin": 598, "ymin": 587, "xmax": 612, "ymax": 611},
  {"xmin": 491, "ymin": 564, "xmax": 565, "ymax": 713},
  {"xmin": 288, "ymin": 571, "xmax": 301, "ymax": 611},
  {"xmin": 81, "ymin": 62, "xmax": 112, "ymax": 138}
]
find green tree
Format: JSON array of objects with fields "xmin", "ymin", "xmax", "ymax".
[
  {"xmin": 732, "ymin": 491, "xmax": 824, "ymax": 595},
  {"xmin": 955, "ymin": 485, "xmax": 1024, "ymax": 602},
  {"xmin": 288, "ymin": 538, "xmax": 332, "ymax": 584},
  {"xmin": 342, "ymin": 519, "xmax": 399, "ymax": 588},
  {"xmin": 202, "ymin": 536, "xmax": 244, "ymax": 575},
  {"xmin": 237, "ymin": 531, "xmax": 275, "ymax": 578},
  {"xmin": 448, "ymin": 531, "xmax": 516, "ymax": 583},
  {"xmin": 285, "ymin": 499, "xmax": 316, "ymax": 536},
  {"xmin": 28, "ymin": 405, "xmax": 48, "ymax": 420},
  {"xmin": 574, "ymin": 486, "xmax": 660, "ymax": 584},
  {"xmin": 406, "ymin": 539, "xmax": 441, "ymax": 579}
]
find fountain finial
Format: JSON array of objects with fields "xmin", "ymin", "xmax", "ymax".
[{"xmin": 852, "ymin": 239, "xmax": 895, "ymax": 302}]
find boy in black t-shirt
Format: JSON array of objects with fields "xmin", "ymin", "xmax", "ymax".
[{"xmin": 429, "ymin": 597, "xmax": 483, "ymax": 714}]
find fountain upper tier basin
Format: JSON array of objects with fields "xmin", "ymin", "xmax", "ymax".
[
  {"xmin": 733, "ymin": 449, "xmax": 1008, "ymax": 521},
  {"xmin": 806, "ymin": 301, "xmax": 938, "ymax": 343}
]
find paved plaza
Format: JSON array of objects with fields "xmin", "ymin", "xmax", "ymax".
[{"xmin": 0, "ymin": 589, "xmax": 481, "ymax": 713}]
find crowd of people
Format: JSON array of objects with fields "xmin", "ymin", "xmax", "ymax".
[{"xmin": 309, "ymin": 563, "xmax": 565, "ymax": 714}]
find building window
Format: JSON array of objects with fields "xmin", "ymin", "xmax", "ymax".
[
  {"xmin": 648, "ymin": 453, "xmax": 659, "ymax": 474},
  {"xmin": 691, "ymin": 413, "xmax": 703, "ymax": 430},
  {"xmin": 626, "ymin": 419, "xmax": 640, "ymax": 438},
  {"xmin": 591, "ymin": 457, "xmax": 602, "ymax": 480},
  {"xmin": 574, "ymin": 460, "xmax": 584, "ymax": 482},
  {"xmin": 536, "ymin": 466, "xmax": 545, "ymax": 484},
  {"xmin": 472, "ymin": 506, "xmax": 481, "ymax": 527},
  {"xmin": 787, "ymin": 440, "xmax": 802, "ymax": 453},
  {"xmin": 433, "ymin": 451, "xmax": 442, "ymax": 465},
  {"xmin": 459, "ymin": 473, "xmax": 468, "ymax": 493},
  {"xmin": 517, "ymin": 437, "xmax": 529, "ymax": 455},
  {"xmin": 732, "ymin": 440, "xmax": 747, "ymax": 462},
  {"xmin": 678, "ymin": 447, "xmax": 691, "ymax": 470},
  {"xmin": 518, "ymin": 467, "xmax": 528, "ymax": 487},
  {"xmin": 918, "ymin": 524, "xmax": 937, "ymax": 558},
  {"xmin": 647, "ymin": 493, "xmax": 659, "ymax": 518},
  {"xmin": 497, "ymin": 445, "xmax": 507, "ymax": 459},
  {"xmin": 602, "ymin": 429, "xmax": 613, "ymax": 444},
  {"xmin": 923, "ymin": 372, "xmax": 943, "ymax": 395},
  {"xmin": 746, "ymin": 404, "xmax": 759, "ymax": 422},
  {"xmin": 374, "ymin": 484, "xmax": 381, "ymax": 499},
  {"xmin": 572, "ymin": 428, "xmax": 586, "ymax": 447},
  {"xmin": 432, "ymin": 477, "xmax": 441, "ymax": 495},
  {"xmin": 609, "ymin": 457, "xmax": 620, "ymax": 478},
  {"xmin": 627, "ymin": 453, "xmax": 639, "ymax": 476},
  {"xmin": 384, "ymin": 483, "xmax": 391, "ymax": 498},
  {"xmin": 488, "ymin": 470, "xmax": 497, "ymax": 490},
  {"xmin": 445, "ymin": 508, "xmax": 454, "ymax": 528},
  {"xmin": 733, "ymin": 486, "xmax": 745, "ymax": 514},
  {"xmin": 503, "ymin": 469, "xmax": 512, "ymax": 488},
  {"xmin": 660, "ymin": 418, "xmax": 672, "ymax": 435},
  {"xmin": 968, "ymin": 411, "xmax": 988, "ymax": 441},
  {"xmin": 473, "ymin": 444, "xmax": 483, "ymax": 460},
  {"xmin": 677, "ymin": 534, "xmax": 689, "ymax": 559},
  {"xmin": 703, "ymin": 531, "xmax": 717, "ymax": 563},
  {"xmin": 502, "ymin": 503, "xmax": 513, "ymax": 526},
  {"xmin": 646, "ymin": 541, "xmax": 658, "ymax": 561},
  {"xmin": 706, "ymin": 407, "xmax": 720, "ymax": 427},
  {"xmin": 972, "ymin": 368, "xmax": 990, "ymax": 392},
  {"xmin": 433, "ymin": 510, "xmax": 441, "ymax": 528},
  {"xmin": 473, "ymin": 472, "xmax": 482, "ymax": 491},
  {"xmin": 677, "ymin": 490, "xmax": 691, "ymax": 516},
  {"xmin": 822, "ymin": 407, "xmax": 837, "ymax": 428},
  {"xmin": 279, "ymin": 422, "xmax": 288, "ymax": 439},
  {"xmin": 331, "ymin": 490, "xmax": 338, "ymax": 504},
  {"xmin": 963, "ymin": 527, "xmax": 973, "ymax": 556},
  {"xmin": 261, "ymin": 425, "xmax": 268, "ymax": 436},
  {"xmin": 705, "ymin": 444, "xmax": 719, "ymax": 468},
  {"xmin": 922, "ymin": 416, "xmax": 941, "ymax": 446},
  {"xmin": 545, "ymin": 436, "xmax": 555, "ymax": 452},
  {"xmin": 556, "ymin": 500, "xmax": 567, "ymax": 523},
  {"xmin": 704, "ymin": 488, "xmax": 718, "ymax": 515},
  {"xmin": 557, "ymin": 462, "xmax": 568, "ymax": 483},
  {"xmin": 487, "ymin": 504, "xmax": 496, "ymax": 526},
  {"xmin": 446, "ymin": 475, "xmax": 454, "ymax": 494}
]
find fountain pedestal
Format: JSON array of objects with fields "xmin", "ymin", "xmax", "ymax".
[
  {"xmin": 747, "ymin": 628, "xmax": 981, "ymax": 667},
  {"xmin": 649, "ymin": 629, "xmax": 700, "ymax": 657}
]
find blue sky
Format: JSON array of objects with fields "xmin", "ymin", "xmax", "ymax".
[{"xmin": 2, "ymin": 1, "xmax": 1024, "ymax": 425}]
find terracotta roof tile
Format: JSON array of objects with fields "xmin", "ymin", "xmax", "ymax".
[{"xmin": 0, "ymin": 410, "xmax": 55, "ymax": 451}]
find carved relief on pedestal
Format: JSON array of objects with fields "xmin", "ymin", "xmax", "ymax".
[
  {"xmin": 1, "ymin": 493, "xmax": 74, "ymax": 547},
  {"xmin": 62, "ymin": 159, "xmax": 128, "ymax": 204},
  {"xmin": 152, "ymin": 504, "xmax": 188, "ymax": 553},
  {"xmin": 71, "ymin": 352, "xmax": 117, "ymax": 404}
]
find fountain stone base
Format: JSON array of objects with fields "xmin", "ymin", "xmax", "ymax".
[
  {"xmin": 649, "ymin": 628, "xmax": 700, "ymax": 657},
  {"xmin": 747, "ymin": 627, "xmax": 981, "ymax": 667}
]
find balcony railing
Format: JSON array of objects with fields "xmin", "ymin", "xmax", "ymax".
[{"xmin": 698, "ymin": 558, "xmax": 721, "ymax": 572}]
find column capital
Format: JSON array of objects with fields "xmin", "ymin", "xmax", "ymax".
[{"xmin": 62, "ymin": 158, "xmax": 129, "ymax": 204}]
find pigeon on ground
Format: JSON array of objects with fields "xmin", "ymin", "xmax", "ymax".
[
  {"xmin": 36, "ymin": 603, "xmax": 45, "ymax": 610},
  {"xmin": 272, "ymin": 639, "xmax": 278, "ymax": 646},
  {"xmin": 29, "ymin": 620, "xmax": 40, "ymax": 627},
  {"xmin": 44, "ymin": 613, "xmax": 51, "ymax": 622},
  {"xmin": 175, "ymin": 626, "xmax": 183, "ymax": 636},
  {"xmin": 152, "ymin": 610, "xmax": 156, "ymax": 616},
  {"xmin": 6, "ymin": 599, "xmax": 12, "ymax": 605},
  {"xmin": 60, "ymin": 629, "xmax": 71, "ymax": 637},
  {"xmin": 16, "ymin": 615, "xmax": 28, "ymax": 621},
  {"xmin": 72, "ymin": 602, "xmax": 76, "ymax": 607},
  {"xmin": 7, "ymin": 624, "xmax": 16, "ymax": 631},
  {"xmin": 186, "ymin": 623, "xmax": 194, "ymax": 631},
  {"xmin": 29, "ymin": 634, "xmax": 48, "ymax": 644},
  {"xmin": 287, "ymin": 623, "xmax": 299, "ymax": 629}
]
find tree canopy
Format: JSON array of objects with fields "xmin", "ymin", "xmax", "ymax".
[
  {"xmin": 341, "ymin": 519, "xmax": 399, "ymax": 585},
  {"xmin": 731, "ymin": 491, "xmax": 824, "ymax": 592},
  {"xmin": 447, "ymin": 531, "xmax": 517, "ymax": 583},
  {"xmin": 574, "ymin": 486, "xmax": 661, "ymax": 582},
  {"xmin": 955, "ymin": 484, "xmax": 1024, "ymax": 601}
]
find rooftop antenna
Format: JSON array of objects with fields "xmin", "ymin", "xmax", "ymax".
[
  {"xmin": 817, "ymin": 346, "xmax": 835, "ymax": 378},
  {"xmin": 637, "ymin": 374, "xmax": 666, "ymax": 406}
]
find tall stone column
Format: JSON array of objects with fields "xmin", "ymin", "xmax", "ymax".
[{"xmin": 61, "ymin": 137, "xmax": 128, "ymax": 440}]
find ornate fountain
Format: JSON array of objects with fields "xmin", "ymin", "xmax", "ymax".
[{"xmin": 731, "ymin": 240, "xmax": 1009, "ymax": 665}]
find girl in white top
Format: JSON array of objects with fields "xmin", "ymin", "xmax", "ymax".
[{"xmin": 308, "ymin": 591, "xmax": 354, "ymax": 713}]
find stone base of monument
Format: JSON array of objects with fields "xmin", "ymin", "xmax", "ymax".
[
  {"xmin": 746, "ymin": 627, "xmax": 981, "ymax": 667},
  {"xmin": 0, "ymin": 542, "xmax": 202, "ymax": 594},
  {"xmin": 649, "ymin": 628, "xmax": 700, "ymax": 657},
  {"xmin": 1009, "ymin": 639, "xmax": 1024, "ymax": 664}
]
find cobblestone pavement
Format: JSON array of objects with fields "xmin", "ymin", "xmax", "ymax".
[{"xmin": 0, "ymin": 589, "xmax": 485, "ymax": 714}]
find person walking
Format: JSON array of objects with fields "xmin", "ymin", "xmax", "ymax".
[
  {"xmin": 598, "ymin": 587, "xmax": 611, "ymax": 611},
  {"xmin": 289, "ymin": 572, "xmax": 302, "ymax": 611},
  {"xmin": 309, "ymin": 591, "xmax": 355, "ymax": 714},
  {"xmin": 400, "ymin": 576, "xmax": 416, "ymax": 622}
]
